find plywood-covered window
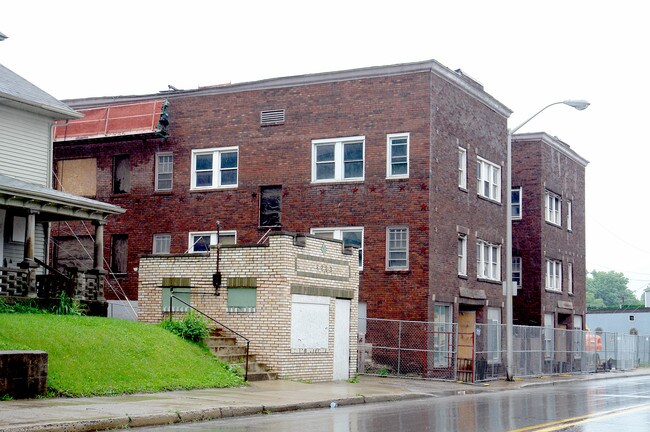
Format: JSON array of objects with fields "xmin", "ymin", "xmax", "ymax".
[
  {"xmin": 110, "ymin": 234, "xmax": 128, "ymax": 274},
  {"xmin": 56, "ymin": 158, "xmax": 97, "ymax": 197}
]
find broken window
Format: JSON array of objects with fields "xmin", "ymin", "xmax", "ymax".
[
  {"xmin": 260, "ymin": 186, "xmax": 282, "ymax": 228},
  {"xmin": 113, "ymin": 155, "xmax": 131, "ymax": 194},
  {"xmin": 53, "ymin": 236, "xmax": 94, "ymax": 272}
]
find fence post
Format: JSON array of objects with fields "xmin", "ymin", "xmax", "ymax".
[{"xmin": 397, "ymin": 321, "xmax": 402, "ymax": 376}]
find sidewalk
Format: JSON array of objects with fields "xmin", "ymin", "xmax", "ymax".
[{"xmin": 1, "ymin": 369, "xmax": 648, "ymax": 432}]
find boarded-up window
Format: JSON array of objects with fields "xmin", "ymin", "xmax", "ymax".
[
  {"xmin": 260, "ymin": 185, "xmax": 281, "ymax": 227},
  {"xmin": 53, "ymin": 236, "xmax": 94, "ymax": 272},
  {"xmin": 110, "ymin": 234, "xmax": 128, "ymax": 274},
  {"xmin": 162, "ymin": 288, "xmax": 190, "ymax": 312},
  {"xmin": 291, "ymin": 294, "xmax": 329, "ymax": 350},
  {"xmin": 56, "ymin": 158, "xmax": 97, "ymax": 197},
  {"xmin": 113, "ymin": 155, "xmax": 131, "ymax": 194},
  {"xmin": 227, "ymin": 288, "xmax": 257, "ymax": 313}
]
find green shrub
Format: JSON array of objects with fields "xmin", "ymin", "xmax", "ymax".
[
  {"xmin": 0, "ymin": 298, "xmax": 45, "ymax": 314},
  {"xmin": 50, "ymin": 292, "xmax": 86, "ymax": 316},
  {"xmin": 160, "ymin": 311, "xmax": 209, "ymax": 343}
]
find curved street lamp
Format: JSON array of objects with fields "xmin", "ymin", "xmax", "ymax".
[{"xmin": 505, "ymin": 99, "xmax": 590, "ymax": 381}]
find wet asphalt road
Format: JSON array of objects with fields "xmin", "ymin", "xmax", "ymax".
[{"xmin": 137, "ymin": 376, "xmax": 650, "ymax": 432}]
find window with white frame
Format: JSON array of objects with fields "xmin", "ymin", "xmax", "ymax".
[
  {"xmin": 458, "ymin": 147, "xmax": 467, "ymax": 189},
  {"xmin": 386, "ymin": 226, "xmax": 408, "ymax": 270},
  {"xmin": 457, "ymin": 233, "xmax": 467, "ymax": 276},
  {"xmin": 191, "ymin": 147, "xmax": 238, "ymax": 190},
  {"xmin": 546, "ymin": 259, "xmax": 562, "ymax": 291},
  {"xmin": 312, "ymin": 136, "xmax": 364, "ymax": 182},
  {"xmin": 155, "ymin": 152, "xmax": 173, "ymax": 191},
  {"xmin": 567, "ymin": 200, "xmax": 573, "ymax": 231},
  {"xmin": 477, "ymin": 239, "xmax": 500, "ymax": 281},
  {"xmin": 487, "ymin": 308, "xmax": 501, "ymax": 364},
  {"xmin": 545, "ymin": 190, "xmax": 562, "ymax": 226},
  {"xmin": 511, "ymin": 187, "xmax": 522, "ymax": 219},
  {"xmin": 477, "ymin": 157, "xmax": 501, "ymax": 202},
  {"xmin": 568, "ymin": 262, "xmax": 573, "ymax": 294},
  {"xmin": 512, "ymin": 256, "xmax": 522, "ymax": 288},
  {"xmin": 433, "ymin": 304, "xmax": 452, "ymax": 367},
  {"xmin": 387, "ymin": 133, "xmax": 409, "ymax": 178},
  {"xmin": 311, "ymin": 227, "xmax": 364, "ymax": 269},
  {"xmin": 188, "ymin": 230, "xmax": 236, "ymax": 252},
  {"xmin": 153, "ymin": 233, "xmax": 171, "ymax": 254}
]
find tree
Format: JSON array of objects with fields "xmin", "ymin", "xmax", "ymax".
[{"xmin": 586, "ymin": 270, "xmax": 641, "ymax": 308}]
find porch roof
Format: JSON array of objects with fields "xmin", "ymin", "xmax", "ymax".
[{"xmin": 0, "ymin": 174, "xmax": 124, "ymax": 221}]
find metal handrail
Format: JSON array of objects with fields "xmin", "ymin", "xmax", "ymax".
[{"xmin": 169, "ymin": 292, "xmax": 250, "ymax": 381}]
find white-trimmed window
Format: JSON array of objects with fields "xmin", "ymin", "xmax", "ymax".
[
  {"xmin": 155, "ymin": 152, "xmax": 173, "ymax": 191},
  {"xmin": 457, "ymin": 233, "xmax": 467, "ymax": 276},
  {"xmin": 545, "ymin": 190, "xmax": 562, "ymax": 226},
  {"xmin": 386, "ymin": 226, "xmax": 408, "ymax": 270},
  {"xmin": 568, "ymin": 262, "xmax": 573, "ymax": 294},
  {"xmin": 188, "ymin": 230, "xmax": 236, "ymax": 252},
  {"xmin": 477, "ymin": 157, "xmax": 501, "ymax": 202},
  {"xmin": 153, "ymin": 233, "xmax": 171, "ymax": 254},
  {"xmin": 567, "ymin": 200, "xmax": 573, "ymax": 231},
  {"xmin": 387, "ymin": 133, "xmax": 409, "ymax": 178},
  {"xmin": 458, "ymin": 147, "xmax": 467, "ymax": 189},
  {"xmin": 546, "ymin": 259, "xmax": 562, "ymax": 291},
  {"xmin": 477, "ymin": 239, "xmax": 500, "ymax": 281},
  {"xmin": 487, "ymin": 307, "xmax": 501, "ymax": 364},
  {"xmin": 312, "ymin": 136, "xmax": 364, "ymax": 182},
  {"xmin": 511, "ymin": 187, "xmax": 522, "ymax": 219},
  {"xmin": 512, "ymin": 256, "xmax": 522, "ymax": 288},
  {"xmin": 311, "ymin": 227, "xmax": 364, "ymax": 269},
  {"xmin": 191, "ymin": 147, "xmax": 238, "ymax": 190}
]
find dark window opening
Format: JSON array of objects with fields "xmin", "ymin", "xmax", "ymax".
[
  {"xmin": 110, "ymin": 234, "xmax": 128, "ymax": 274},
  {"xmin": 260, "ymin": 185, "xmax": 282, "ymax": 228},
  {"xmin": 113, "ymin": 155, "xmax": 131, "ymax": 194}
]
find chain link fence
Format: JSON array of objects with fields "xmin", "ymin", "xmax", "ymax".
[
  {"xmin": 358, "ymin": 318, "xmax": 457, "ymax": 380},
  {"xmin": 360, "ymin": 318, "xmax": 650, "ymax": 383}
]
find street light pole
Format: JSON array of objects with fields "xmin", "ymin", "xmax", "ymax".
[{"xmin": 505, "ymin": 99, "xmax": 589, "ymax": 381}]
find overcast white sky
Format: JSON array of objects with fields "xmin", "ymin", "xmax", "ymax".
[{"xmin": 2, "ymin": 1, "xmax": 648, "ymax": 297}]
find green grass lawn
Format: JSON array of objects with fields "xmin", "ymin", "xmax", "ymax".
[{"xmin": 0, "ymin": 313, "xmax": 244, "ymax": 397}]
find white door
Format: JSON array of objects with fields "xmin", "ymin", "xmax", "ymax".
[{"xmin": 333, "ymin": 299, "xmax": 351, "ymax": 380}]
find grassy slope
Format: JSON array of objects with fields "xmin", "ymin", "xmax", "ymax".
[{"xmin": 0, "ymin": 314, "xmax": 243, "ymax": 396}]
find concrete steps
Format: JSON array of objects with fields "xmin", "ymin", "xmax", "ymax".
[{"xmin": 206, "ymin": 329, "xmax": 277, "ymax": 381}]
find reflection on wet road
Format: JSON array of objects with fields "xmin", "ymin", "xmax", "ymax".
[{"xmin": 138, "ymin": 376, "xmax": 650, "ymax": 432}]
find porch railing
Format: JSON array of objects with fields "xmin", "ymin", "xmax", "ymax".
[{"xmin": 0, "ymin": 267, "xmax": 29, "ymax": 297}]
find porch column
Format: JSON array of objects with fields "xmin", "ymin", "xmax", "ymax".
[
  {"xmin": 18, "ymin": 210, "xmax": 38, "ymax": 297},
  {"xmin": 92, "ymin": 220, "xmax": 106, "ymax": 273},
  {"xmin": 84, "ymin": 220, "xmax": 107, "ymax": 302},
  {"xmin": 19, "ymin": 210, "xmax": 38, "ymax": 267}
]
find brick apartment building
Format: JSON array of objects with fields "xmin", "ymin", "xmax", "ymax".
[
  {"xmin": 51, "ymin": 59, "xmax": 513, "ymax": 332},
  {"xmin": 511, "ymin": 132, "xmax": 588, "ymax": 329}
]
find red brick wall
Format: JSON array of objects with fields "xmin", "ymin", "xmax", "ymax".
[
  {"xmin": 54, "ymin": 70, "xmax": 509, "ymax": 325},
  {"xmin": 512, "ymin": 136, "xmax": 586, "ymax": 326}
]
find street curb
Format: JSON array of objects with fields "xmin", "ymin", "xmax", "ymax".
[{"xmin": 518, "ymin": 371, "xmax": 650, "ymax": 389}]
